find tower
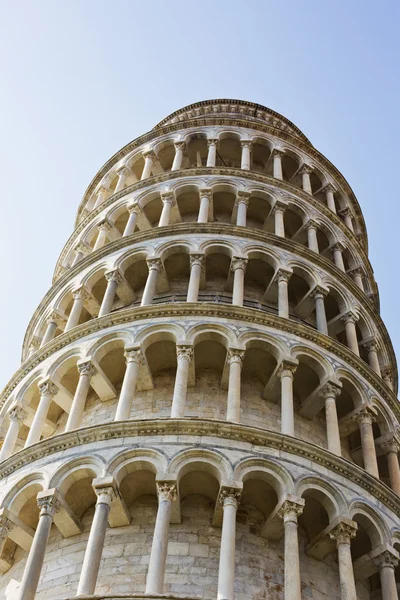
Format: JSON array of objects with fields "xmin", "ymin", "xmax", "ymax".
[{"xmin": 0, "ymin": 99, "xmax": 399, "ymax": 600}]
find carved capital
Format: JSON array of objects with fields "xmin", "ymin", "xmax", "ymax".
[
  {"xmin": 38, "ymin": 378, "xmax": 59, "ymax": 397},
  {"xmin": 380, "ymin": 437, "xmax": 400, "ymax": 455},
  {"xmin": 189, "ymin": 253, "xmax": 204, "ymax": 268},
  {"xmin": 373, "ymin": 549, "xmax": 399, "ymax": 570},
  {"xmin": 341, "ymin": 311, "xmax": 359, "ymax": 325},
  {"xmin": 207, "ymin": 138, "xmax": 218, "ymax": 147},
  {"xmin": 362, "ymin": 337, "xmax": 378, "ymax": 353},
  {"xmin": 310, "ymin": 285, "xmax": 328, "ymax": 300},
  {"xmin": 318, "ymin": 381, "xmax": 342, "ymax": 400},
  {"xmin": 146, "ymin": 258, "xmax": 162, "ymax": 272},
  {"xmin": 160, "ymin": 191, "xmax": 176, "ymax": 205},
  {"xmin": 157, "ymin": 482, "xmax": 177, "ymax": 503},
  {"xmin": 329, "ymin": 521, "xmax": 357, "ymax": 547},
  {"xmin": 307, "ymin": 219, "xmax": 319, "ymax": 230},
  {"xmin": 299, "ymin": 163, "xmax": 313, "ymax": 175},
  {"xmin": 353, "ymin": 405, "xmax": 377, "ymax": 426},
  {"xmin": 240, "ymin": 140, "xmax": 252, "ymax": 149},
  {"xmin": 227, "ymin": 348, "xmax": 245, "ymax": 366},
  {"xmin": 142, "ymin": 149, "xmax": 157, "ymax": 161},
  {"xmin": 124, "ymin": 347, "xmax": 144, "ymax": 365},
  {"xmin": 218, "ymin": 487, "xmax": 242, "ymax": 509},
  {"xmin": 278, "ymin": 360, "xmax": 298, "ymax": 378},
  {"xmin": 339, "ymin": 207, "xmax": 352, "ymax": 218},
  {"xmin": 77, "ymin": 360, "xmax": 95, "ymax": 377},
  {"xmin": 176, "ymin": 344, "xmax": 193, "ymax": 362},
  {"xmin": 98, "ymin": 218, "xmax": 112, "ymax": 232},
  {"xmin": 72, "ymin": 286, "xmax": 89, "ymax": 301},
  {"xmin": 174, "ymin": 141, "xmax": 186, "ymax": 152},
  {"xmin": 127, "ymin": 201, "xmax": 141, "ymax": 215},
  {"xmin": 105, "ymin": 269, "xmax": 123, "ymax": 285},
  {"xmin": 277, "ymin": 497, "xmax": 304, "ymax": 523},
  {"xmin": 199, "ymin": 188, "xmax": 212, "ymax": 200},
  {"xmin": 332, "ymin": 241, "xmax": 345, "ymax": 253},
  {"xmin": 236, "ymin": 191, "xmax": 250, "ymax": 206},
  {"xmin": 74, "ymin": 242, "xmax": 91, "ymax": 257},
  {"xmin": 8, "ymin": 405, "xmax": 27, "ymax": 423},
  {"xmin": 271, "ymin": 148, "xmax": 284, "ymax": 159},
  {"xmin": 37, "ymin": 494, "xmax": 60, "ymax": 517},
  {"xmin": 116, "ymin": 165, "xmax": 131, "ymax": 178},
  {"xmin": 47, "ymin": 311, "xmax": 66, "ymax": 328},
  {"xmin": 272, "ymin": 200, "xmax": 287, "ymax": 215},
  {"xmin": 230, "ymin": 257, "xmax": 248, "ymax": 273},
  {"xmin": 323, "ymin": 183, "xmax": 337, "ymax": 195},
  {"xmin": 275, "ymin": 268, "xmax": 292, "ymax": 284}
]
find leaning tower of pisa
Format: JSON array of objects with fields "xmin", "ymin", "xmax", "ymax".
[{"xmin": 0, "ymin": 99, "xmax": 399, "ymax": 600}]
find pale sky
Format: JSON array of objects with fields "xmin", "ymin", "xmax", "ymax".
[{"xmin": 0, "ymin": 0, "xmax": 399, "ymax": 391}]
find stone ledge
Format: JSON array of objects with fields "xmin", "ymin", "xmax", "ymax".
[
  {"xmin": 0, "ymin": 417, "xmax": 399, "ymax": 519},
  {"xmin": 66, "ymin": 595, "xmax": 200, "ymax": 600}
]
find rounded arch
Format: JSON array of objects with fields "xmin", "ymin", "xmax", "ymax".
[
  {"xmin": 86, "ymin": 330, "xmax": 135, "ymax": 363},
  {"xmin": 233, "ymin": 456, "xmax": 294, "ymax": 500},
  {"xmin": 295, "ymin": 475, "xmax": 347, "ymax": 520},
  {"xmin": 167, "ymin": 448, "xmax": 233, "ymax": 484},
  {"xmin": 49, "ymin": 455, "xmax": 105, "ymax": 493},
  {"xmin": 2, "ymin": 472, "xmax": 47, "ymax": 512},
  {"xmin": 349, "ymin": 499, "xmax": 390, "ymax": 546},
  {"xmin": 107, "ymin": 447, "xmax": 168, "ymax": 486}
]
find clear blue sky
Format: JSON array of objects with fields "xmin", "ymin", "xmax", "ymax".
[{"xmin": 0, "ymin": 0, "xmax": 399, "ymax": 391}]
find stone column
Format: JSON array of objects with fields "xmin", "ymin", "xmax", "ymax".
[
  {"xmin": 159, "ymin": 192, "xmax": 175, "ymax": 227},
  {"xmin": 72, "ymin": 242, "xmax": 91, "ymax": 267},
  {"xmin": 276, "ymin": 269, "xmax": 292, "ymax": 319},
  {"xmin": 231, "ymin": 257, "xmax": 248, "ymax": 306},
  {"xmin": 65, "ymin": 287, "xmax": 88, "ymax": 332},
  {"xmin": 41, "ymin": 312, "xmax": 65, "ymax": 347},
  {"xmin": 170, "ymin": 345, "xmax": 193, "ymax": 418},
  {"xmin": 28, "ymin": 337, "xmax": 41, "ymax": 357},
  {"xmin": 94, "ymin": 185, "xmax": 109, "ymax": 208},
  {"xmin": 187, "ymin": 254, "xmax": 204, "ymax": 302},
  {"xmin": 235, "ymin": 191, "xmax": 250, "ymax": 226},
  {"xmin": 318, "ymin": 382, "xmax": 342, "ymax": 455},
  {"xmin": 342, "ymin": 312, "xmax": 359, "ymax": 356},
  {"xmin": 65, "ymin": 361, "xmax": 95, "ymax": 432},
  {"xmin": 98, "ymin": 269, "xmax": 122, "ymax": 317},
  {"xmin": 145, "ymin": 482, "xmax": 177, "ymax": 595},
  {"xmin": 381, "ymin": 367, "xmax": 394, "ymax": 391},
  {"xmin": 339, "ymin": 207, "xmax": 354, "ymax": 233},
  {"xmin": 206, "ymin": 139, "xmax": 218, "ymax": 167},
  {"xmin": 123, "ymin": 202, "xmax": 141, "ymax": 236},
  {"xmin": 273, "ymin": 202, "xmax": 286, "ymax": 237},
  {"xmin": 93, "ymin": 219, "xmax": 112, "ymax": 251},
  {"xmin": 381, "ymin": 439, "xmax": 400, "ymax": 496},
  {"xmin": 307, "ymin": 220, "xmax": 319, "ymax": 253},
  {"xmin": 278, "ymin": 497, "xmax": 305, "ymax": 600},
  {"xmin": 141, "ymin": 258, "xmax": 162, "ymax": 306},
  {"xmin": 364, "ymin": 338, "xmax": 381, "ymax": 376},
  {"xmin": 300, "ymin": 164, "xmax": 313, "ymax": 194},
  {"xmin": 279, "ymin": 361, "xmax": 297, "ymax": 436},
  {"xmin": 217, "ymin": 488, "xmax": 242, "ymax": 600},
  {"xmin": 355, "ymin": 406, "xmax": 379, "ymax": 477},
  {"xmin": 114, "ymin": 348, "xmax": 143, "ymax": 421},
  {"xmin": 323, "ymin": 183, "xmax": 337, "ymax": 213},
  {"xmin": 171, "ymin": 141, "xmax": 186, "ymax": 171},
  {"xmin": 18, "ymin": 492, "xmax": 59, "ymax": 600},
  {"xmin": 25, "ymin": 379, "xmax": 58, "ymax": 447},
  {"xmin": 114, "ymin": 166, "xmax": 131, "ymax": 193},
  {"xmin": 272, "ymin": 149, "xmax": 284, "ymax": 179},
  {"xmin": 240, "ymin": 140, "xmax": 252, "ymax": 170},
  {"xmin": 226, "ymin": 349, "xmax": 245, "ymax": 422},
  {"xmin": 311, "ymin": 286, "xmax": 328, "ymax": 334},
  {"xmin": 329, "ymin": 521, "xmax": 358, "ymax": 600},
  {"xmin": 76, "ymin": 484, "xmax": 114, "ymax": 597},
  {"xmin": 141, "ymin": 150, "xmax": 156, "ymax": 180},
  {"xmin": 198, "ymin": 188, "xmax": 212, "ymax": 223},
  {"xmin": 0, "ymin": 405, "xmax": 27, "ymax": 461},
  {"xmin": 349, "ymin": 267, "xmax": 364, "ymax": 291},
  {"xmin": 332, "ymin": 242, "xmax": 346, "ymax": 272},
  {"xmin": 374, "ymin": 550, "xmax": 399, "ymax": 600}
]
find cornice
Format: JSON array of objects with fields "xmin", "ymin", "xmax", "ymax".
[
  {"xmin": 1, "ymin": 418, "xmax": 400, "ymax": 520},
  {"xmin": 6, "ymin": 304, "xmax": 398, "ymax": 418},
  {"xmin": 74, "ymin": 120, "xmax": 368, "ymax": 248}
]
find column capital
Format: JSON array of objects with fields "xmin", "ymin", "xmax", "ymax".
[
  {"xmin": 28, "ymin": 337, "xmax": 41, "ymax": 354},
  {"xmin": 124, "ymin": 346, "xmax": 144, "ymax": 365},
  {"xmin": 77, "ymin": 359, "xmax": 96, "ymax": 377},
  {"xmin": 353, "ymin": 404, "xmax": 378, "ymax": 426},
  {"xmin": 307, "ymin": 218, "xmax": 319, "ymax": 230},
  {"xmin": 277, "ymin": 496, "xmax": 305, "ymax": 523},
  {"xmin": 146, "ymin": 257, "xmax": 162, "ymax": 272},
  {"xmin": 174, "ymin": 140, "xmax": 186, "ymax": 151},
  {"xmin": 332, "ymin": 241, "xmax": 345, "ymax": 253},
  {"xmin": 227, "ymin": 347, "xmax": 245, "ymax": 365},
  {"xmin": 176, "ymin": 344, "xmax": 194, "ymax": 362},
  {"xmin": 189, "ymin": 253, "xmax": 204, "ymax": 268},
  {"xmin": 236, "ymin": 191, "xmax": 251, "ymax": 206},
  {"xmin": 380, "ymin": 436, "xmax": 400, "ymax": 455},
  {"xmin": 8, "ymin": 404, "xmax": 27, "ymax": 423},
  {"xmin": 38, "ymin": 378, "xmax": 59, "ymax": 397},
  {"xmin": 310, "ymin": 285, "xmax": 329, "ymax": 300},
  {"xmin": 73, "ymin": 241, "xmax": 91, "ymax": 257},
  {"xmin": 299, "ymin": 163, "xmax": 313, "ymax": 175},
  {"xmin": 240, "ymin": 139, "xmax": 252, "ymax": 149},
  {"xmin": 72, "ymin": 285, "xmax": 89, "ymax": 301},
  {"xmin": 218, "ymin": 486, "xmax": 242, "ymax": 509},
  {"xmin": 37, "ymin": 490, "xmax": 61, "ymax": 517},
  {"xmin": 160, "ymin": 191, "xmax": 176, "ymax": 205},
  {"xmin": 322, "ymin": 183, "xmax": 337, "ymax": 194},
  {"xmin": 272, "ymin": 200, "xmax": 288, "ymax": 215},
  {"xmin": 116, "ymin": 165, "xmax": 131, "ymax": 177},
  {"xmin": 105, "ymin": 269, "xmax": 123, "ymax": 285},
  {"xmin": 318, "ymin": 381, "xmax": 342, "ymax": 400},
  {"xmin": 373, "ymin": 548, "xmax": 399, "ymax": 570},
  {"xmin": 329, "ymin": 520, "xmax": 357, "ymax": 547},
  {"xmin": 361, "ymin": 336, "xmax": 378, "ymax": 352},
  {"xmin": 278, "ymin": 360, "xmax": 298, "ymax": 378},
  {"xmin": 338, "ymin": 207, "xmax": 352, "ymax": 218},
  {"xmin": 46, "ymin": 310, "xmax": 66, "ymax": 327},
  {"xmin": 341, "ymin": 310, "xmax": 359, "ymax": 325},
  {"xmin": 207, "ymin": 138, "xmax": 218, "ymax": 147},
  {"xmin": 199, "ymin": 187, "xmax": 213, "ymax": 200},
  {"xmin": 271, "ymin": 148, "xmax": 285, "ymax": 158},
  {"xmin": 142, "ymin": 149, "xmax": 157, "ymax": 161},
  {"xmin": 156, "ymin": 481, "xmax": 177, "ymax": 502},
  {"xmin": 348, "ymin": 266, "xmax": 363, "ymax": 278},
  {"xmin": 92, "ymin": 477, "xmax": 117, "ymax": 505},
  {"xmin": 275, "ymin": 268, "xmax": 292, "ymax": 284},
  {"xmin": 230, "ymin": 256, "xmax": 248, "ymax": 273},
  {"xmin": 127, "ymin": 201, "xmax": 141, "ymax": 215},
  {"xmin": 97, "ymin": 218, "xmax": 113, "ymax": 232}
]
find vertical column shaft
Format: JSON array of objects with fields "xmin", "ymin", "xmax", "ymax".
[
  {"xmin": 206, "ymin": 139, "xmax": 218, "ymax": 167},
  {"xmin": 170, "ymin": 345, "xmax": 193, "ymax": 418},
  {"xmin": 217, "ymin": 489, "xmax": 241, "ymax": 600},
  {"xmin": 25, "ymin": 380, "xmax": 58, "ymax": 447},
  {"xmin": 278, "ymin": 498, "xmax": 305, "ymax": 600},
  {"xmin": 0, "ymin": 405, "xmax": 27, "ymax": 461},
  {"xmin": 115, "ymin": 348, "xmax": 142, "ymax": 421},
  {"xmin": 279, "ymin": 362, "xmax": 297, "ymax": 436},
  {"xmin": 240, "ymin": 140, "xmax": 251, "ymax": 170},
  {"xmin": 141, "ymin": 259, "xmax": 161, "ymax": 306},
  {"xmin": 226, "ymin": 349, "xmax": 245, "ymax": 422},
  {"xmin": 98, "ymin": 270, "xmax": 121, "ymax": 317},
  {"xmin": 329, "ymin": 522, "xmax": 358, "ymax": 600},
  {"xmin": 123, "ymin": 203, "xmax": 140, "ymax": 236},
  {"xmin": 187, "ymin": 254, "xmax": 204, "ymax": 302},
  {"xmin": 65, "ymin": 361, "xmax": 95, "ymax": 432},
  {"xmin": 231, "ymin": 258, "xmax": 247, "ymax": 306}
]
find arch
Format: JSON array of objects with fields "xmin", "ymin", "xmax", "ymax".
[
  {"xmin": 233, "ymin": 456, "xmax": 293, "ymax": 500},
  {"xmin": 349, "ymin": 499, "xmax": 390, "ymax": 546},
  {"xmin": 107, "ymin": 447, "xmax": 168, "ymax": 485},
  {"xmin": 167, "ymin": 448, "xmax": 233, "ymax": 484},
  {"xmin": 295, "ymin": 475, "xmax": 347, "ymax": 519},
  {"xmin": 49, "ymin": 455, "xmax": 105, "ymax": 493}
]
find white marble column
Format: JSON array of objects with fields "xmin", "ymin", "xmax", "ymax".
[
  {"xmin": 65, "ymin": 287, "xmax": 88, "ymax": 332},
  {"xmin": 141, "ymin": 258, "xmax": 162, "ymax": 306},
  {"xmin": 171, "ymin": 141, "xmax": 186, "ymax": 171},
  {"xmin": 18, "ymin": 492, "xmax": 59, "ymax": 600},
  {"xmin": 318, "ymin": 382, "xmax": 342, "ymax": 455},
  {"xmin": 114, "ymin": 166, "xmax": 131, "ymax": 193},
  {"xmin": 339, "ymin": 208, "xmax": 354, "ymax": 233},
  {"xmin": 273, "ymin": 202, "xmax": 286, "ymax": 237},
  {"xmin": 226, "ymin": 349, "xmax": 245, "ymax": 422},
  {"xmin": 382, "ymin": 368, "xmax": 394, "ymax": 391},
  {"xmin": 323, "ymin": 183, "xmax": 337, "ymax": 213},
  {"xmin": 329, "ymin": 521, "xmax": 358, "ymax": 600},
  {"xmin": 25, "ymin": 379, "xmax": 58, "ymax": 447},
  {"xmin": 123, "ymin": 202, "xmax": 141, "ymax": 236},
  {"xmin": 272, "ymin": 149, "xmax": 284, "ymax": 179},
  {"xmin": 41, "ymin": 312, "xmax": 65, "ymax": 347},
  {"xmin": 159, "ymin": 192, "xmax": 175, "ymax": 227},
  {"xmin": 72, "ymin": 242, "xmax": 91, "ymax": 267},
  {"xmin": 93, "ymin": 219, "xmax": 112, "ymax": 251},
  {"xmin": 364, "ymin": 338, "xmax": 381, "ymax": 376},
  {"xmin": 349, "ymin": 267, "xmax": 364, "ymax": 291},
  {"xmin": 206, "ymin": 139, "xmax": 218, "ymax": 167},
  {"xmin": 0, "ymin": 405, "xmax": 27, "ymax": 461},
  {"xmin": 332, "ymin": 242, "xmax": 346, "ymax": 272},
  {"xmin": 114, "ymin": 348, "xmax": 143, "ymax": 421},
  {"xmin": 342, "ymin": 312, "xmax": 359, "ymax": 356},
  {"xmin": 98, "ymin": 270, "xmax": 122, "ymax": 317},
  {"xmin": 145, "ymin": 482, "xmax": 177, "ymax": 595},
  {"xmin": 94, "ymin": 185, "xmax": 109, "ymax": 208},
  {"xmin": 217, "ymin": 488, "xmax": 242, "ymax": 600},
  {"xmin": 382, "ymin": 439, "xmax": 400, "ymax": 496},
  {"xmin": 278, "ymin": 497, "xmax": 305, "ymax": 600},
  {"xmin": 240, "ymin": 140, "xmax": 252, "ymax": 170},
  {"xmin": 307, "ymin": 220, "xmax": 319, "ymax": 253},
  {"xmin": 170, "ymin": 345, "xmax": 193, "ymax": 418},
  {"xmin": 141, "ymin": 150, "xmax": 156, "ymax": 180},
  {"xmin": 235, "ymin": 191, "xmax": 250, "ymax": 226},
  {"xmin": 311, "ymin": 286, "xmax": 328, "ymax": 334},
  {"xmin": 76, "ymin": 484, "xmax": 114, "ymax": 596},
  {"xmin": 374, "ymin": 550, "xmax": 399, "ymax": 600},
  {"xmin": 231, "ymin": 257, "xmax": 248, "ymax": 306},
  {"xmin": 300, "ymin": 164, "xmax": 313, "ymax": 194},
  {"xmin": 65, "ymin": 361, "xmax": 95, "ymax": 432},
  {"xmin": 279, "ymin": 361, "xmax": 297, "ymax": 436},
  {"xmin": 187, "ymin": 254, "xmax": 204, "ymax": 302},
  {"xmin": 276, "ymin": 269, "xmax": 291, "ymax": 319},
  {"xmin": 355, "ymin": 406, "xmax": 379, "ymax": 477},
  {"xmin": 198, "ymin": 188, "xmax": 212, "ymax": 223}
]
